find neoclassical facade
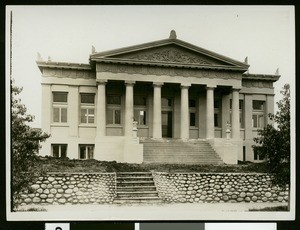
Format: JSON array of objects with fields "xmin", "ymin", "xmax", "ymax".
[{"xmin": 38, "ymin": 31, "xmax": 280, "ymax": 164}]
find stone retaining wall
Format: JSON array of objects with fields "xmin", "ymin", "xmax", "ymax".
[
  {"xmin": 153, "ymin": 172, "xmax": 289, "ymax": 203},
  {"xmin": 19, "ymin": 173, "xmax": 116, "ymax": 206}
]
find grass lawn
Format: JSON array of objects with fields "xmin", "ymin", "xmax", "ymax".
[{"xmin": 37, "ymin": 156, "xmax": 270, "ymax": 173}]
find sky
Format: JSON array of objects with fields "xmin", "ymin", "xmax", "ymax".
[{"xmin": 6, "ymin": 5, "xmax": 295, "ymax": 128}]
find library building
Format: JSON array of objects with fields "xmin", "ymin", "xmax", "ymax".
[{"xmin": 37, "ymin": 30, "xmax": 280, "ymax": 164}]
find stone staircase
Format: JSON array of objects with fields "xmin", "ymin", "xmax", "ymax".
[
  {"xmin": 113, "ymin": 172, "xmax": 162, "ymax": 204},
  {"xmin": 141, "ymin": 139, "xmax": 224, "ymax": 164}
]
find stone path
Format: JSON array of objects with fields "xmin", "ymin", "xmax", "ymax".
[{"xmin": 12, "ymin": 202, "xmax": 289, "ymax": 221}]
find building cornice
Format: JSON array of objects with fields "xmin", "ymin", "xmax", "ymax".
[
  {"xmin": 94, "ymin": 58, "xmax": 247, "ymax": 72},
  {"xmin": 242, "ymin": 73, "xmax": 280, "ymax": 82},
  {"xmin": 36, "ymin": 61, "xmax": 91, "ymax": 72},
  {"xmin": 90, "ymin": 38, "xmax": 249, "ymax": 70}
]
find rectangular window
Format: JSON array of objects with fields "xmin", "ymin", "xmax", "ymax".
[
  {"xmin": 189, "ymin": 99, "xmax": 196, "ymax": 108},
  {"xmin": 253, "ymin": 100, "xmax": 264, "ymax": 110},
  {"xmin": 189, "ymin": 98, "xmax": 197, "ymax": 127},
  {"xmin": 214, "ymin": 113, "xmax": 219, "ymax": 127},
  {"xmin": 80, "ymin": 93, "xmax": 95, "ymax": 124},
  {"xmin": 252, "ymin": 114, "xmax": 264, "ymax": 128},
  {"xmin": 134, "ymin": 95, "xmax": 147, "ymax": 125},
  {"xmin": 254, "ymin": 149, "xmax": 264, "ymax": 160},
  {"xmin": 79, "ymin": 145, "xmax": 94, "ymax": 160},
  {"xmin": 230, "ymin": 99, "xmax": 244, "ymax": 128},
  {"xmin": 162, "ymin": 98, "xmax": 172, "ymax": 107},
  {"xmin": 214, "ymin": 99, "xmax": 221, "ymax": 127},
  {"xmin": 107, "ymin": 95, "xmax": 122, "ymax": 125},
  {"xmin": 52, "ymin": 144, "xmax": 67, "ymax": 158},
  {"xmin": 190, "ymin": 112, "xmax": 196, "ymax": 126},
  {"xmin": 134, "ymin": 96, "xmax": 147, "ymax": 106},
  {"xmin": 106, "ymin": 109, "xmax": 121, "ymax": 125},
  {"xmin": 53, "ymin": 92, "xmax": 68, "ymax": 103},
  {"xmin": 214, "ymin": 99, "xmax": 220, "ymax": 109},
  {"xmin": 252, "ymin": 100, "xmax": 265, "ymax": 129},
  {"xmin": 53, "ymin": 92, "xmax": 68, "ymax": 123},
  {"xmin": 107, "ymin": 95, "xmax": 121, "ymax": 105},
  {"xmin": 134, "ymin": 110, "xmax": 147, "ymax": 125}
]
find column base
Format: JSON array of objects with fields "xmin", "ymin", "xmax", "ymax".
[
  {"xmin": 94, "ymin": 136, "xmax": 143, "ymax": 163},
  {"xmin": 207, "ymin": 138, "xmax": 242, "ymax": 164}
]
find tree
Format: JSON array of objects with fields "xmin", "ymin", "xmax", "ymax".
[
  {"xmin": 253, "ymin": 84, "xmax": 290, "ymax": 188},
  {"xmin": 11, "ymin": 80, "xmax": 50, "ymax": 210}
]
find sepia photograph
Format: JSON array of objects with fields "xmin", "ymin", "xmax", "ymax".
[{"xmin": 6, "ymin": 5, "xmax": 295, "ymax": 221}]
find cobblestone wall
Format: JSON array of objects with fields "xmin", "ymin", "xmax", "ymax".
[
  {"xmin": 153, "ymin": 172, "xmax": 289, "ymax": 203},
  {"xmin": 19, "ymin": 173, "xmax": 116, "ymax": 205}
]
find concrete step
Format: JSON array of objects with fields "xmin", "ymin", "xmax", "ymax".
[
  {"xmin": 117, "ymin": 186, "xmax": 157, "ymax": 192},
  {"xmin": 113, "ymin": 197, "xmax": 162, "ymax": 204},
  {"xmin": 117, "ymin": 181, "xmax": 155, "ymax": 187},
  {"xmin": 116, "ymin": 191, "xmax": 159, "ymax": 197},
  {"xmin": 117, "ymin": 176, "xmax": 154, "ymax": 181}
]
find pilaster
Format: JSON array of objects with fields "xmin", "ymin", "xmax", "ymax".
[{"xmin": 96, "ymin": 80, "xmax": 107, "ymax": 137}]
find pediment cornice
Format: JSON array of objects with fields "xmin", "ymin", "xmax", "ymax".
[{"xmin": 90, "ymin": 38, "xmax": 249, "ymax": 72}]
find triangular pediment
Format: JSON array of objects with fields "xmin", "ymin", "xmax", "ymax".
[
  {"xmin": 90, "ymin": 38, "xmax": 249, "ymax": 71},
  {"xmin": 111, "ymin": 44, "xmax": 230, "ymax": 66}
]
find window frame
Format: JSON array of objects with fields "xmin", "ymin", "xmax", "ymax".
[
  {"xmin": 189, "ymin": 99, "xmax": 197, "ymax": 127},
  {"xmin": 106, "ymin": 95, "xmax": 122, "ymax": 125},
  {"xmin": 52, "ymin": 92, "xmax": 68, "ymax": 124},
  {"xmin": 79, "ymin": 144, "xmax": 94, "ymax": 160},
  {"xmin": 52, "ymin": 144, "xmax": 67, "ymax": 158},
  {"xmin": 80, "ymin": 93, "xmax": 95, "ymax": 124},
  {"xmin": 252, "ymin": 100, "xmax": 265, "ymax": 129},
  {"xmin": 134, "ymin": 95, "xmax": 147, "ymax": 126},
  {"xmin": 214, "ymin": 99, "xmax": 221, "ymax": 128}
]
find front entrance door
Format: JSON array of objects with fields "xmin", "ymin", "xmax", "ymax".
[{"xmin": 162, "ymin": 111, "xmax": 172, "ymax": 138}]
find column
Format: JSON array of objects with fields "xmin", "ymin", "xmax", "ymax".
[
  {"xmin": 231, "ymin": 88, "xmax": 240, "ymax": 139},
  {"xmin": 69, "ymin": 86, "xmax": 79, "ymax": 137},
  {"xmin": 244, "ymin": 94, "xmax": 253, "ymax": 140},
  {"xmin": 96, "ymin": 80, "xmax": 107, "ymax": 137},
  {"xmin": 153, "ymin": 82, "xmax": 163, "ymax": 138},
  {"xmin": 124, "ymin": 81, "xmax": 135, "ymax": 136},
  {"xmin": 206, "ymin": 86, "xmax": 215, "ymax": 139},
  {"xmin": 41, "ymin": 84, "xmax": 51, "ymax": 134},
  {"xmin": 180, "ymin": 84, "xmax": 190, "ymax": 139},
  {"xmin": 266, "ymin": 94, "xmax": 274, "ymax": 125},
  {"xmin": 221, "ymin": 94, "xmax": 230, "ymax": 138}
]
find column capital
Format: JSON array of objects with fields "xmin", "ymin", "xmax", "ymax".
[
  {"xmin": 181, "ymin": 83, "xmax": 191, "ymax": 88},
  {"xmin": 125, "ymin": 80, "xmax": 136, "ymax": 86},
  {"xmin": 206, "ymin": 85, "xmax": 216, "ymax": 90},
  {"xmin": 232, "ymin": 87, "xmax": 241, "ymax": 92},
  {"xmin": 153, "ymin": 82, "xmax": 164, "ymax": 87},
  {"xmin": 96, "ymin": 79, "xmax": 107, "ymax": 85}
]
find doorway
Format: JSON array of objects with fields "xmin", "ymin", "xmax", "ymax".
[{"xmin": 162, "ymin": 111, "xmax": 172, "ymax": 138}]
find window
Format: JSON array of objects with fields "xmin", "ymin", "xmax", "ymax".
[
  {"xmin": 107, "ymin": 95, "xmax": 121, "ymax": 125},
  {"xmin": 80, "ymin": 93, "xmax": 95, "ymax": 124},
  {"xmin": 252, "ymin": 100, "xmax": 265, "ymax": 129},
  {"xmin": 52, "ymin": 144, "xmax": 67, "ymax": 158},
  {"xmin": 230, "ymin": 99, "xmax": 244, "ymax": 128},
  {"xmin": 253, "ymin": 100, "xmax": 264, "ymax": 110},
  {"xmin": 190, "ymin": 112, "xmax": 196, "ymax": 126},
  {"xmin": 254, "ymin": 149, "xmax": 264, "ymax": 160},
  {"xmin": 134, "ymin": 96, "xmax": 147, "ymax": 125},
  {"xmin": 79, "ymin": 145, "xmax": 94, "ymax": 160},
  {"xmin": 214, "ymin": 99, "xmax": 221, "ymax": 127},
  {"xmin": 189, "ymin": 99, "xmax": 196, "ymax": 127},
  {"xmin": 252, "ymin": 114, "xmax": 264, "ymax": 128},
  {"xmin": 53, "ymin": 92, "xmax": 68, "ymax": 123},
  {"xmin": 161, "ymin": 98, "xmax": 172, "ymax": 107}
]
